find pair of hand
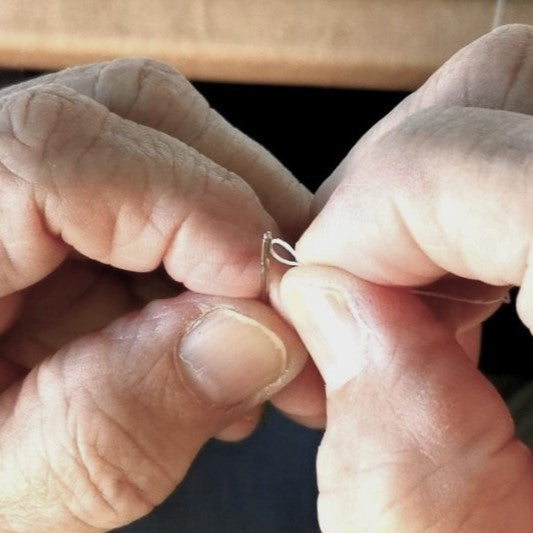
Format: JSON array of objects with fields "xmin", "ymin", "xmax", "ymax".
[{"xmin": 1, "ymin": 23, "xmax": 532, "ymax": 532}]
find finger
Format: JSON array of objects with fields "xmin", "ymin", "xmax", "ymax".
[
  {"xmin": 413, "ymin": 276, "xmax": 508, "ymax": 331},
  {"xmin": 0, "ymin": 84, "xmax": 276, "ymax": 298},
  {"xmin": 265, "ymin": 261, "xmax": 328, "ymax": 429},
  {"xmin": 270, "ymin": 357, "xmax": 326, "ymax": 429},
  {"xmin": 363, "ymin": 24, "xmax": 533, "ymax": 145},
  {"xmin": 214, "ymin": 406, "xmax": 264, "ymax": 442},
  {"xmin": 271, "ymin": 284, "xmax": 488, "ymax": 424},
  {"xmin": 0, "ymin": 58, "xmax": 311, "ymax": 240},
  {"xmin": 305, "ymin": 25, "xmax": 533, "ymax": 338},
  {"xmin": 315, "ymin": 24, "xmax": 533, "ymax": 205},
  {"xmin": 0, "ymin": 292, "xmax": 307, "ymax": 532},
  {"xmin": 296, "ymin": 105, "xmax": 533, "ymax": 330},
  {"xmin": 280, "ymin": 265, "xmax": 533, "ymax": 532},
  {"xmin": 0, "ymin": 261, "xmax": 139, "ymax": 369}
]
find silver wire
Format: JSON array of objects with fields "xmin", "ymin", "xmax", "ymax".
[
  {"xmin": 260, "ymin": 231, "xmax": 272, "ymax": 303},
  {"xmin": 270, "ymin": 238, "xmax": 300, "ymax": 267},
  {"xmin": 261, "ymin": 234, "xmax": 511, "ymax": 306},
  {"xmin": 411, "ymin": 288, "xmax": 512, "ymax": 305}
]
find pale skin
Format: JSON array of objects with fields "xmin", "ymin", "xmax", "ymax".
[
  {"xmin": 1, "ymin": 23, "xmax": 533, "ymax": 533},
  {"xmin": 0, "ymin": 59, "xmax": 312, "ymax": 531},
  {"xmin": 279, "ymin": 23, "xmax": 533, "ymax": 532}
]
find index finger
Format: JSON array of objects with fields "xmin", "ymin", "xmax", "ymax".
[
  {"xmin": 0, "ymin": 85, "xmax": 276, "ymax": 298},
  {"xmin": 0, "ymin": 58, "xmax": 311, "ymax": 240}
]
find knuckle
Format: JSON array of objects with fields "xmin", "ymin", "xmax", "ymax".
[
  {"xmin": 470, "ymin": 23, "xmax": 533, "ymax": 66},
  {"xmin": 123, "ymin": 57, "xmax": 190, "ymax": 99},
  {"xmin": 1, "ymin": 87, "xmax": 63, "ymax": 157},
  {"xmin": 488, "ymin": 23, "xmax": 533, "ymax": 41},
  {"xmin": 0, "ymin": 88, "xmax": 65, "ymax": 198},
  {"xmin": 464, "ymin": 24, "xmax": 533, "ymax": 109},
  {"xmin": 418, "ymin": 24, "xmax": 533, "ymax": 114},
  {"xmin": 93, "ymin": 57, "xmax": 205, "ymax": 135},
  {"xmin": 107, "ymin": 56, "xmax": 184, "ymax": 80},
  {"xmin": 0, "ymin": 85, "xmax": 107, "ymax": 185}
]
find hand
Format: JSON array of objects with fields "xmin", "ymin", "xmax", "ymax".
[
  {"xmin": 0, "ymin": 59, "xmax": 310, "ymax": 532},
  {"xmin": 281, "ymin": 266, "xmax": 531, "ymax": 532},
  {"xmin": 279, "ymin": 24, "xmax": 533, "ymax": 531}
]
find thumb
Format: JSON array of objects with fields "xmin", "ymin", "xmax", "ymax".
[
  {"xmin": 280, "ymin": 266, "xmax": 533, "ymax": 532},
  {"xmin": 0, "ymin": 293, "xmax": 307, "ymax": 532}
]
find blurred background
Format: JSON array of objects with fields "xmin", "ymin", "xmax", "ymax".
[
  {"xmin": 2, "ymin": 0, "xmax": 532, "ymax": 90},
  {"xmin": 1, "ymin": 1, "xmax": 533, "ymax": 532}
]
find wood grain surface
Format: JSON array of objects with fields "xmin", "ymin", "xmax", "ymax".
[{"xmin": 1, "ymin": 0, "xmax": 532, "ymax": 89}]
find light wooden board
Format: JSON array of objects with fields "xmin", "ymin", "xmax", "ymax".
[{"xmin": 1, "ymin": 0, "xmax": 532, "ymax": 89}]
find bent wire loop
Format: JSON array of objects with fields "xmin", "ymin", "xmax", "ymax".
[
  {"xmin": 260, "ymin": 231, "xmax": 300, "ymax": 303},
  {"xmin": 260, "ymin": 231, "xmax": 512, "ymax": 306}
]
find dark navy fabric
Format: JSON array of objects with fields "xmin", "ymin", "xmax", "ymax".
[{"xmin": 117, "ymin": 407, "xmax": 322, "ymax": 533}]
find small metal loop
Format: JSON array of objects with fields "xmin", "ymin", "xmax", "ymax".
[
  {"xmin": 260, "ymin": 233, "xmax": 300, "ymax": 302},
  {"xmin": 262, "ymin": 232, "xmax": 513, "ymax": 307},
  {"xmin": 270, "ymin": 238, "xmax": 300, "ymax": 267}
]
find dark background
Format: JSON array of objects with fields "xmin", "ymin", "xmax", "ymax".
[{"xmin": 1, "ymin": 70, "xmax": 532, "ymax": 532}]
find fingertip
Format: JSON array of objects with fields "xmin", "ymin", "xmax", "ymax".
[
  {"xmin": 163, "ymin": 211, "xmax": 280, "ymax": 298},
  {"xmin": 282, "ymin": 412, "xmax": 326, "ymax": 430},
  {"xmin": 214, "ymin": 406, "xmax": 263, "ymax": 442},
  {"xmin": 270, "ymin": 357, "xmax": 325, "ymax": 422}
]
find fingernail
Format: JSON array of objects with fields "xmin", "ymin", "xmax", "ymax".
[
  {"xmin": 281, "ymin": 280, "xmax": 367, "ymax": 391},
  {"xmin": 179, "ymin": 309, "xmax": 287, "ymax": 406}
]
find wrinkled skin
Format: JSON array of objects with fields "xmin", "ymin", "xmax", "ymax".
[
  {"xmin": 2, "ymin": 23, "xmax": 533, "ymax": 533},
  {"xmin": 278, "ymin": 24, "xmax": 533, "ymax": 532},
  {"xmin": 0, "ymin": 59, "xmax": 313, "ymax": 531}
]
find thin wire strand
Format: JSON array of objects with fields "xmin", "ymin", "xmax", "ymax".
[{"xmin": 411, "ymin": 288, "xmax": 511, "ymax": 305}]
